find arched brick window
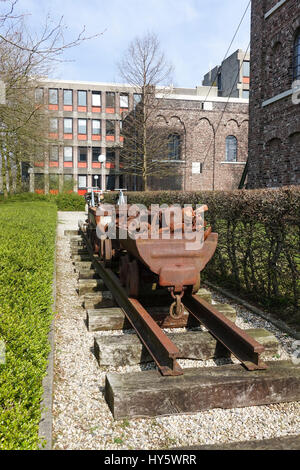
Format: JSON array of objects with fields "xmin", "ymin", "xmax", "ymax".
[
  {"xmin": 225, "ymin": 135, "xmax": 237, "ymax": 162},
  {"xmin": 168, "ymin": 133, "xmax": 181, "ymax": 160},
  {"xmin": 293, "ymin": 32, "xmax": 300, "ymax": 80}
]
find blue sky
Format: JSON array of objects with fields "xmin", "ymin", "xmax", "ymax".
[{"xmin": 11, "ymin": 0, "xmax": 250, "ymax": 88}]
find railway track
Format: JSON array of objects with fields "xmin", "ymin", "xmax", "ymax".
[{"xmin": 68, "ymin": 229, "xmax": 300, "ymax": 421}]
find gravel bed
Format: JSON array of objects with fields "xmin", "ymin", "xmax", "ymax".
[{"xmin": 52, "ymin": 212, "xmax": 300, "ymax": 450}]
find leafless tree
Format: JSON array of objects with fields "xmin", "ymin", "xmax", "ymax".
[
  {"xmin": 0, "ymin": 0, "xmax": 103, "ymax": 195},
  {"xmin": 118, "ymin": 33, "xmax": 181, "ymax": 191}
]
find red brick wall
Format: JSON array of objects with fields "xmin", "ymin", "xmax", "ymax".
[
  {"xmin": 149, "ymin": 98, "xmax": 249, "ymax": 191},
  {"xmin": 248, "ymin": 0, "xmax": 300, "ymax": 188}
]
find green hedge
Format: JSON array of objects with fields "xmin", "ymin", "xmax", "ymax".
[
  {"xmin": 0, "ymin": 192, "xmax": 86, "ymax": 211},
  {"xmin": 0, "ymin": 202, "xmax": 57, "ymax": 449},
  {"xmin": 104, "ymin": 187, "xmax": 300, "ymax": 327}
]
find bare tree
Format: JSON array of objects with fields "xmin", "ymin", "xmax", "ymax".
[
  {"xmin": 118, "ymin": 33, "xmax": 180, "ymax": 191},
  {"xmin": 0, "ymin": 0, "xmax": 103, "ymax": 195}
]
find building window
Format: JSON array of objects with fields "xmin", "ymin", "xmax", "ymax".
[
  {"xmin": 49, "ymin": 174, "xmax": 59, "ymax": 192},
  {"xmin": 64, "ymin": 90, "xmax": 73, "ymax": 106},
  {"xmin": 92, "ymin": 147, "xmax": 101, "ymax": 162},
  {"xmin": 92, "ymin": 119, "xmax": 101, "ymax": 135},
  {"xmin": 120, "ymin": 93, "xmax": 129, "ymax": 108},
  {"xmin": 35, "ymin": 174, "xmax": 45, "ymax": 191},
  {"xmin": 50, "ymin": 146, "xmax": 58, "ymax": 161},
  {"xmin": 106, "ymin": 92, "xmax": 115, "ymax": 108},
  {"xmin": 63, "ymin": 174, "xmax": 73, "ymax": 191},
  {"xmin": 106, "ymin": 149, "xmax": 115, "ymax": 162},
  {"xmin": 168, "ymin": 134, "xmax": 181, "ymax": 160},
  {"xmin": 133, "ymin": 93, "xmax": 142, "ymax": 107},
  {"xmin": 35, "ymin": 88, "xmax": 44, "ymax": 103},
  {"xmin": 78, "ymin": 119, "xmax": 87, "ymax": 134},
  {"xmin": 78, "ymin": 175, "xmax": 87, "ymax": 189},
  {"xmin": 106, "ymin": 120, "xmax": 115, "ymax": 136},
  {"xmin": 293, "ymin": 32, "xmax": 300, "ymax": 80},
  {"xmin": 225, "ymin": 136, "xmax": 238, "ymax": 162},
  {"xmin": 49, "ymin": 88, "xmax": 58, "ymax": 105},
  {"xmin": 243, "ymin": 61, "xmax": 250, "ymax": 77},
  {"xmin": 92, "ymin": 175, "xmax": 101, "ymax": 188},
  {"xmin": 64, "ymin": 146, "xmax": 73, "ymax": 162},
  {"xmin": 217, "ymin": 72, "xmax": 222, "ymax": 91},
  {"xmin": 78, "ymin": 147, "xmax": 87, "ymax": 162},
  {"xmin": 78, "ymin": 90, "xmax": 87, "ymax": 107},
  {"xmin": 64, "ymin": 118, "xmax": 73, "ymax": 134},
  {"xmin": 92, "ymin": 91, "xmax": 101, "ymax": 107},
  {"xmin": 50, "ymin": 118, "xmax": 58, "ymax": 132},
  {"xmin": 242, "ymin": 90, "xmax": 249, "ymax": 99}
]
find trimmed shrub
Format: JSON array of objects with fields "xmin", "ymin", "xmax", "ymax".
[
  {"xmin": 0, "ymin": 202, "xmax": 57, "ymax": 449},
  {"xmin": 0, "ymin": 192, "xmax": 85, "ymax": 211},
  {"xmin": 104, "ymin": 187, "xmax": 300, "ymax": 326}
]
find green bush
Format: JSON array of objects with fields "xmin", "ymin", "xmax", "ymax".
[
  {"xmin": 0, "ymin": 191, "xmax": 86, "ymax": 211},
  {"xmin": 0, "ymin": 201, "xmax": 57, "ymax": 449},
  {"xmin": 104, "ymin": 187, "xmax": 300, "ymax": 326}
]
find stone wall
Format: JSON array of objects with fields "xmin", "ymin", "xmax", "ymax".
[{"xmin": 248, "ymin": 0, "xmax": 300, "ymax": 188}]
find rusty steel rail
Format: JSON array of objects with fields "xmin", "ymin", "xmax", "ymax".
[
  {"xmin": 81, "ymin": 229, "xmax": 183, "ymax": 376},
  {"xmin": 182, "ymin": 295, "xmax": 267, "ymax": 371}
]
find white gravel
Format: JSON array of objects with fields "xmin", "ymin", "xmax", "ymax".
[{"xmin": 52, "ymin": 212, "xmax": 300, "ymax": 450}]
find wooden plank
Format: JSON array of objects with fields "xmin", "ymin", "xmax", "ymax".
[
  {"xmin": 74, "ymin": 261, "xmax": 94, "ymax": 271},
  {"xmin": 70, "ymin": 248, "xmax": 88, "ymax": 256},
  {"xmin": 105, "ymin": 361, "xmax": 300, "ymax": 419},
  {"xmin": 87, "ymin": 303, "xmax": 236, "ymax": 332},
  {"xmin": 84, "ymin": 292, "xmax": 116, "ymax": 309},
  {"xmin": 65, "ymin": 230, "xmax": 80, "ymax": 236},
  {"xmin": 78, "ymin": 270, "xmax": 100, "ymax": 280},
  {"xmin": 78, "ymin": 278, "xmax": 107, "ymax": 295},
  {"xmin": 72, "ymin": 254, "xmax": 91, "ymax": 262},
  {"xmin": 94, "ymin": 328, "xmax": 279, "ymax": 367},
  {"xmin": 173, "ymin": 435, "xmax": 300, "ymax": 450},
  {"xmin": 195, "ymin": 288, "xmax": 212, "ymax": 303}
]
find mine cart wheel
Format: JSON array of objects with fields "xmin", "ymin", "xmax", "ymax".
[
  {"xmin": 119, "ymin": 255, "xmax": 129, "ymax": 286},
  {"xmin": 126, "ymin": 260, "xmax": 140, "ymax": 298},
  {"xmin": 103, "ymin": 239, "xmax": 113, "ymax": 267}
]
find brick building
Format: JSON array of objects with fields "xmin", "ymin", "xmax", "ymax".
[
  {"xmin": 248, "ymin": 0, "xmax": 300, "ymax": 188},
  {"xmin": 15, "ymin": 79, "xmax": 248, "ymax": 194}
]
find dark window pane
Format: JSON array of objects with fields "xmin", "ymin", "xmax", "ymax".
[
  {"xmin": 226, "ymin": 136, "xmax": 237, "ymax": 162},
  {"xmin": 293, "ymin": 34, "xmax": 300, "ymax": 80},
  {"xmin": 106, "ymin": 149, "xmax": 115, "ymax": 162},
  {"xmin": 78, "ymin": 147, "xmax": 87, "ymax": 162},
  {"xmin": 106, "ymin": 120, "xmax": 115, "ymax": 136},
  {"xmin": 168, "ymin": 134, "xmax": 181, "ymax": 160},
  {"xmin": 106, "ymin": 92, "xmax": 115, "ymax": 107},
  {"xmin": 92, "ymin": 147, "xmax": 101, "ymax": 162}
]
